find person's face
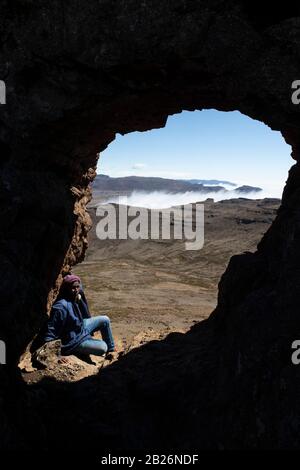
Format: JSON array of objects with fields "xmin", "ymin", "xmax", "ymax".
[{"xmin": 67, "ymin": 281, "xmax": 80, "ymax": 300}]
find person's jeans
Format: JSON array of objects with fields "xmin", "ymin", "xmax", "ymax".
[{"xmin": 72, "ymin": 315, "xmax": 115, "ymax": 356}]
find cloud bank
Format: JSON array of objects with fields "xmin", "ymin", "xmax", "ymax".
[{"xmin": 101, "ymin": 183, "xmax": 283, "ymax": 209}]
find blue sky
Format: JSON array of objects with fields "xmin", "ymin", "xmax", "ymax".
[{"xmin": 97, "ymin": 110, "xmax": 292, "ymax": 196}]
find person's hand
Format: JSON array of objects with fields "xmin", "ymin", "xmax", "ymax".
[{"xmin": 105, "ymin": 351, "xmax": 119, "ymax": 361}]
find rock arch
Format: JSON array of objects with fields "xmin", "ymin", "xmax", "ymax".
[{"xmin": 1, "ymin": 1, "xmax": 300, "ymax": 448}]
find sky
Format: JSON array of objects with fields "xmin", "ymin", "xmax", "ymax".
[{"xmin": 96, "ymin": 110, "xmax": 292, "ymax": 199}]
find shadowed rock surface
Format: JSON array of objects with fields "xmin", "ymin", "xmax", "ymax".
[{"xmin": 1, "ymin": 0, "xmax": 300, "ymax": 450}]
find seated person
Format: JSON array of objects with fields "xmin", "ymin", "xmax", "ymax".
[{"xmin": 43, "ymin": 274, "xmax": 115, "ymax": 357}]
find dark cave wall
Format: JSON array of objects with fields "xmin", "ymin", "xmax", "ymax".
[{"xmin": 1, "ymin": 0, "xmax": 300, "ymax": 449}]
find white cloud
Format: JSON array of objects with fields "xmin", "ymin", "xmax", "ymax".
[
  {"xmin": 132, "ymin": 163, "xmax": 146, "ymax": 170},
  {"xmin": 100, "ymin": 184, "xmax": 283, "ymax": 209}
]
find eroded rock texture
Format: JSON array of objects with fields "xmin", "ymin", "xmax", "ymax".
[{"xmin": 1, "ymin": 0, "xmax": 300, "ymax": 449}]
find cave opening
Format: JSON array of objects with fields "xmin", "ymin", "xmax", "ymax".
[
  {"xmin": 62, "ymin": 108, "xmax": 292, "ymax": 367},
  {"xmin": 15, "ymin": 104, "xmax": 299, "ymax": 450}
]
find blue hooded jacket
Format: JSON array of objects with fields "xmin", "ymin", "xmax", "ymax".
[{"xmin": 44, "ymin": 293, "xmax": 92, "ymax": 354}]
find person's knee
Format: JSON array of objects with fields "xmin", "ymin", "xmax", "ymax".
[{"xmin": 101, "ymin": 315, "xmax": 111, "ymax": 325}]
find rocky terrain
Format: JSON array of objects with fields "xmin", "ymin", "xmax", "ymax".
[{"xmin": 20, "ymin": 197, "xmax": 280, "ymax": 384}]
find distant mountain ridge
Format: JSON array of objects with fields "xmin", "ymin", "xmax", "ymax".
[
  {"xmin": 94, "ymin": 174, "xmax": 262, "ymax": 194},
  {"xmin": 184, "ymin": 179, "xmax": 237, "ymax": 186},
  {"xmin": 94, "ymin": 174, "xmax": 225, "ymax": 193}
]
